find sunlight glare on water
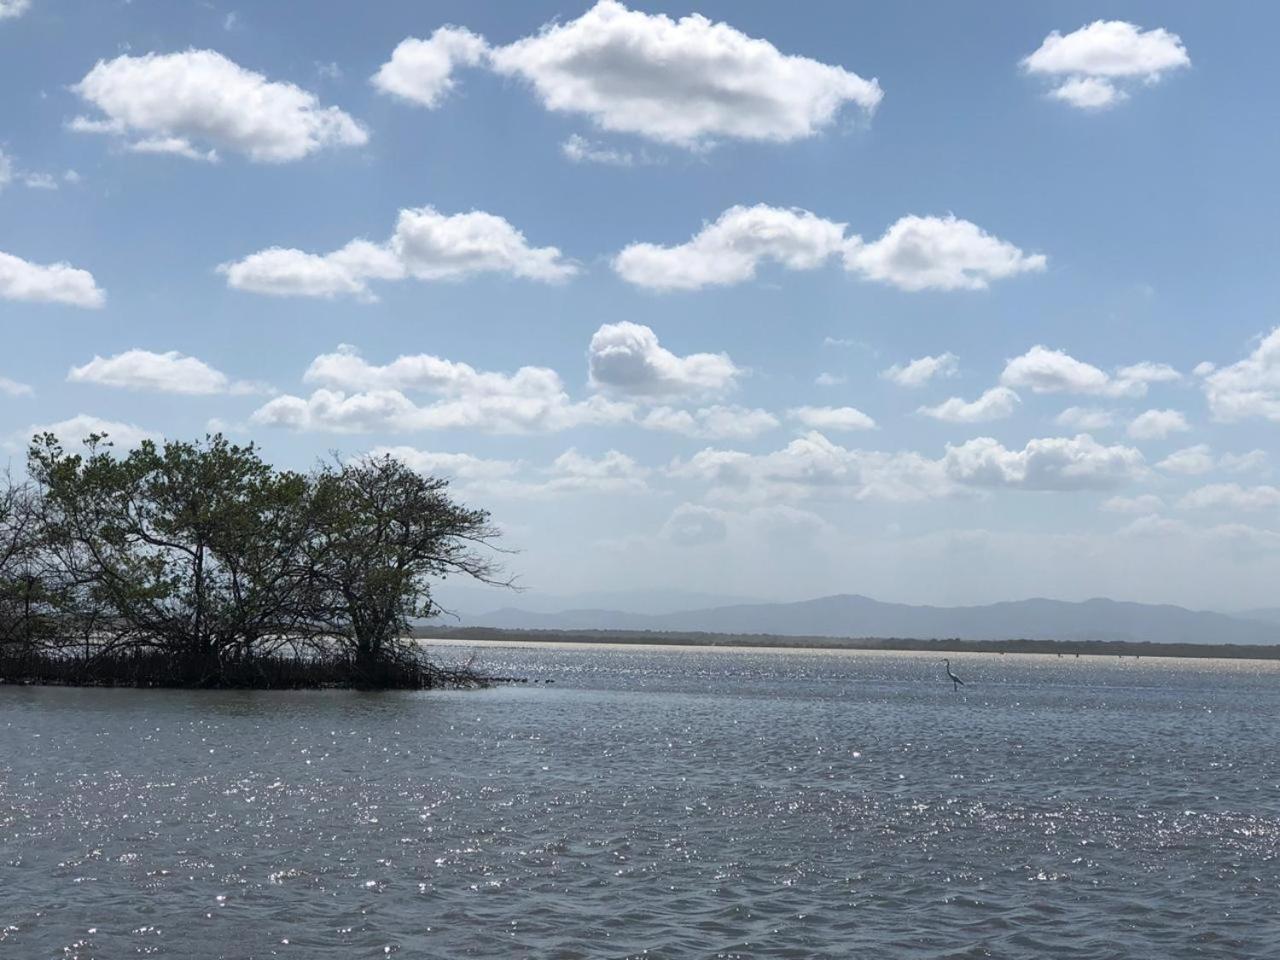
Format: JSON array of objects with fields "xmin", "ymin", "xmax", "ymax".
[{"xmin": 1, "ymin": 644, "xmax": 1278, "ymax": 958}]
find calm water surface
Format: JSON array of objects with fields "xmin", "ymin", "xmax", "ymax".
[{"xmin": 1, "ymin": 644, "xmax": 1278, "ymax": 958}]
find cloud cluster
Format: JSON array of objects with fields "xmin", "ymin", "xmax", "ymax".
[
  {"xmin": 612, "ymin": 205, "xmax": 846, "ymax": 292},
  {"xmin": 0, "ymin": 250, "xmax": 105, "ymax": 308},
  {"xmin": 1178, "ymin": 483, "xmax": 1280, "ymax": 512},
  {"xmin": 1200, "ymin": 327, "xmax": 1280, "ymax": 423},
  {"xmin": 71, "ymin": 50, "xmax": 367, "ymax": 162},
  {"xmin": 220, "ymin": 206, "xmax": 575, "ymax": 298},
  {"xmin": 920, "ymin": 386, "xmax": 1020, "ymax": 424},
  {"xmin": 67, "ymin": 349, "xmax": 259, "ymax": 395},
  {"xmin": 615, "ymin": 206, "xmax": 1044, "ymax": 293},
  {"xmin": 881, "ymin": 352, "xmax": 959, "ymax": 388},
  {"xmin": 588, "ymin": 322, "xmax": 740, "ymax": 397},
  {"xmin": 1022, "ymin": 21, "xmax": 1191, "ymax": 110},
  {"xmin": 1126, "ymin": 408, "xmax": 1189, "ymax": 440},
  {"xmin": 944, "ymin": 434, "xmax": 1145, "ymax": 490},
  {"xmin": 1001, "ymin": 345, "xmax": 1177, "ymax": 397},
  {"xmin": 642, "ymin": 405, "xmax": 779, "ymax": 441},
  {"xmin": 374, "ymin": 2, "xmax": 882, "ymax": 150}
]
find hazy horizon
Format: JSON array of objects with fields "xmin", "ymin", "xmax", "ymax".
[{"xmin": 3, "ymin": 2, "xmax": 1279, "ymax": 610}]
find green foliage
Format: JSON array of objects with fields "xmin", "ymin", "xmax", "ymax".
[{"xmin": 10, "ymin": 433, "xmax": 504, "ymax": 687}]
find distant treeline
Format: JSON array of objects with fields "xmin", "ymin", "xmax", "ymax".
[
  {"xmin": 428, "ymin": 627, "xmax": 1280, "ymax": 661},
  {"xmin": 1, "ymin": 434, "xmax": 505, "ymax": 689}
]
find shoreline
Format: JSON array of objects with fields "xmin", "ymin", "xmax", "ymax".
[{"xmin": 421, "ymin": 628, "xmax": 1280, "ymax": 662}]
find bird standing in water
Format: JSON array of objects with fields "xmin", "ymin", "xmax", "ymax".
[{"xmin": 941, "ymin": 658, "xmax": 965, "ymax": 692}]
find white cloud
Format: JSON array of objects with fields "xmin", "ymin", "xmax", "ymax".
[
  {"xmin": 26, "ymin": 414, "xmax": 154, "ymax": 451},
  {"xmin": 1221, "ymin": 450, "xmax": 1268, "ymax": 474},
  {"xmin": 669, "ymin": 431, "xmax": 951, "ymax": 504},
  {"xmin": 1055, "ymin": 406, "xmax": 1115, "ymax": 430},
  {"xmin": 0, "ymin": 376, "xmax": 33, "ymax": 397},
  {"xmin": 944, "ymin": 434, "xmax": 1145, "ymax": 490},
  {"xmin": 561, "ymin": 134, "xmax": 647, "ymax": 167},
  {"xmin": 1156, "ymin": 444, "xmax": 1215, "ymax": 476},
  {"xmin": 1178, "ymin": 484, "xmax": 1280, "ymax": 512},
  {"xmin": 23, "ymin": 172, "xmax": 57, "ymax": 190},
  {"xmin": 881, "ymin": 352, "xmax": 958, "ymax": 387},
  {"xmin": 788, "ymin": 406, "xmax": 877, "ymax": 431},
  {"xmin": 661, "ymin": 503, "xmax": 729, "ymax": 547},
  {"xmin": 254, "ymin": 345, "xmax": 633, "ymax": 435},
  {"xmin": 541, "ymin": 448, "xmax": 649, "ymax": 495},
  {"xmin": 0, "ymin": 149, "xmax": 12, "ymax": 189},
  {"xmin": 220, "ymin": 205, "xmax": 576, "ymax": 298},
  {"xmin": 371, "ymin": 26, "xmax": 489, "ymax": 108},
  {"xmin": 1201, "ymin": 327, "xmax": 1280, "ymax": 423},
  {"xmin": 613, "ymin": 205, "xmax": 845, "ymax": 291},
  {"xmin": 1022, "ymin": 21, "xmax": 1190, "ymax": 110},
  {"xmin": 1102, "ymin": 494, "xmax": 1165, "ymax": 514},
  {"xmin": 0, "ymin": 250, "xmax": 105, "ymax": 308},
  {"xmin": 484, "ymin": 0, "xmax": 881, "ymax": 148},
  {"xmin": 1127, "ymin": 408, "xmax": 1189, "ymax": 440},
  {"xmin": 67, "ymin": 349, "xmax": 260, "ymax": 395},
  {"xmin": 1001, "ymin": 345, "xmax": 1174, "ymax": 398},
  {"xmin": 815, "ymin": 373, "xmax": 845, "ymax": 387},
  {"xmin": 587, "ymin": 322, "xmax": 740, "ymax": 397},
  {"xmin": 0, "ymin": 0, "xmax": 30, "ymax": 21},
  {"xmin": 642, "ymin": 405, "xmax": 779, "ymax": 440},
  {"xmin": 615, "ymin": 208, "xmax": 1042, "ymax": 293},
  {"xmin": 370, "ymin": 445, "xmax": 520, "ymax": 482},
  {"xmin": 71, "ymin": 50, "xmax": 368, "ymax": 162},
  {"xmin": 843, "ymin": 215, "xmax": 1046, "ymax": 292},
  {"xmin": 1049, "ymin": 76, "xmax": 1126, "ymax": 110},
  {"xmin": 919, "ymin": 386, "xmax": 1019, "ymax": 424}
]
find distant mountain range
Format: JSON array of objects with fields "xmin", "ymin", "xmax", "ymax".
[{"xmin": 456, "ymin": 594, "xmax": 1280, "ymax": 645}]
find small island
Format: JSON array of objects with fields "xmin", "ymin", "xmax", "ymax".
[{"xmin": 0, "ymin": 433, "xmax": 505, "ymax": 689}]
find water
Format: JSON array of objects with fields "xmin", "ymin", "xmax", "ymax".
[{"xmin": 1, "ymin": 643, "xmax": 1278, "ymax": 958}]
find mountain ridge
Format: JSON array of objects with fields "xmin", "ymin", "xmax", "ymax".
[{"xmin": 459, "ymin": 593, "xmax": 1280, "ymax": 645}]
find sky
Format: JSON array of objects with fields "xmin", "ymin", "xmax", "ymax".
[{"xmin": 2, "ymin": 1, "xmax": 1279, "ymax": 612}]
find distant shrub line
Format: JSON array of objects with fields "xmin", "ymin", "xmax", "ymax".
[{"xmin": 0, "ymin": 433, "xmax": 506, "ymax": 689}]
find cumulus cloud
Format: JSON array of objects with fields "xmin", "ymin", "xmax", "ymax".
[
  {"xmin": 613, "ymin": 205, "xmax": 845, "ymax": 292},
  {"xmin": 843, "ymin": 215, "xmax": 1045, "ymax": 292},
  {"xmin": 0, "ymin": 250, "xmax": 105, "ymax": 308},
  {"xmin": 1055, "ymin": 406, "xmax": 1115, "ymax": 430},
  {"xmin": 67, "ymin": 349, "xmax": 262, "ymax": 395},
  {"xmin": 615, "ymin": 207, "xmax": 1043, "ymax": 293},
  {"xmin": 71, "ymin": 50, "xmax": 368, "ymax": 162},
  {"xmin": 0, "ymin": 376, "xmax": 33, "ymax": 398},
  {"xmin": 815, "ymin": 373, "xmax": 846, "ymax": 387},
  {"xmin": 25, "ymin": 414, "xmax": 154, "ymax": 451},
  {"xmin": 788, "ymin": 406, "xmax": 876, "ymax": 432},
  {"xmin": 370, "ymin": 446, "xmax": 520, "ymax": 482},
  {"xmin": 642, "ymin": 405, "xmax": 779, "ymax": 440},
  {"xmin": 220, "ymin": 205, "xmax": 575, "ymax": 298},
  {"xmin": 254, "ymin": 345, "xmax": 632, "ymax": 435},
  {"xmin": 944, "ymin": 434, "xmax": 1145, "ymax": 490},
  {"xmin": 1178, "ymin": 484, "xmax": 1280, "ymax": 512},
  {"xmin": 540, "ymin": 448, "xmax": 649, "ymax": 495},
  {"xmin": 1001, "ymin": 345, "xmax": 1175, "ymax": 398},
  {"xmin": 881, "ymin": 352, "xmax": 959, "ymax": 388},
  {"xmin": 669, "ymin": 431, "xmax": 951, "ymax": 504},
  {"xmin": 1127, "ymin": 408, "xmax": 1190, "ymax": 440},
  {"xmin": 483, "ymin": 1, "xmax": 881, "ymax": 148},
  {"xmin": 0, "ymin": 0, "xmax": 30, "ymax": 20},
  {"xmin": 1022, "ymin": 21, "xmax": 1190, "ymax": 110},
  {"xmin": 919, "ymin": 386, "xmax": 1019, "ymax": 424},
  {"xmin": 1201, "ymin": 327, "xmax": 1280, "ymax": 423},
  {"xmin": 661, "ymin": 503, "xmax": 729, "ymax": 547},
  {"xmin": 1156, "ymin": 444, "xmax": 1215, "ymax": 476},
  {"xmin": 371, "ymin": 27, "xmax": 489, "ymax": 107},
  {"xmin": 587, "ymin": 322, "xmax": 740, "ymax": 397}
]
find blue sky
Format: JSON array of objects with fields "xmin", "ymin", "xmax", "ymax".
[{"xmin": 2, "ymin": 1, "xmax": 1279, "ymax": 611}]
